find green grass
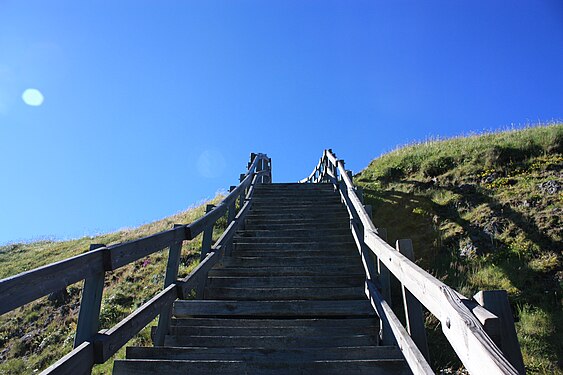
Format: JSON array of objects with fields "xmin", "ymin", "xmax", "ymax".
[
  {"xmin": 0, "ymin": 195, "xmax": 226, "ymax": 374},
  {"xmin": 356, "ymin": 123, "xmax": 562, "ymax": 374}
]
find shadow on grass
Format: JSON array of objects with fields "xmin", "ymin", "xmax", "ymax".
[{"xmin": 362, "ymin": 183, "xmax": 562, "ymax": 371}]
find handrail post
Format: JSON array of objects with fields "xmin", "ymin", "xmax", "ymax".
[
  {"xmin": 267, "ymin": 157, "xmax": 272, "ymax": 183},
  {"xmin": 376, "ymin": 228, "xmax": 392, "ymax": 306},
  {"xmin": 226, "ymin": 186, "xmax": 237, "ymax": 256},
  {"xmin": 200, "ymin": 205, "xmax": 215, "ymax": 261},
  {"xmin": 239, "ymin": 174, "xmax": 245, "ymax": 211},
  {"xmin": 228, "ymin": 186, "xmax": 237, "ymax": 224},
  {"xmin": 473, "ymin": 290, "xmax": 525, "ymax": 374},
  {"xmin": 74, "ymin": 244, "xmax": 106, "ymax": 354},
  {"xmin": 397, "ymin": 239, "xmax": 430, "ymax": 361},
  {"xmin": 154, "ymin": 224, "xmax": 184, "ymax": 346}
]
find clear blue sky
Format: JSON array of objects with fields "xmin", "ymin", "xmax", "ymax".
[{"xmin": 1, "ymin": 1, "xmax": 562, "ymax": 244}]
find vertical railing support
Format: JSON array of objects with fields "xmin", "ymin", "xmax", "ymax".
[
  {"xmin": 200, "ymin": 204, "xmax": 215, "ymax": 261},
  {"xmin": 154, "ymin": 224, "xmax": 184, "ymax": 346},
  {"xmin": 228, "ymin": 186, "xmax": 237, "ymax": 223},
  {"xmin": 396, "ymin": 239, "xmax": 430, "ymax": 361},
  {"xmin": 74, "ymin": 244, "xmax": 106, "ymax": 350},
  {"xmin": 267, "ymin": 157, "xmax": 272, "ymax": 183},
  {"xmin": 239, "ymin": 174, "xmax": 245, "ymax": 210},
  {"xmin": 474, "ymin": 290, "xmax": 526, "ymax": 374},
  {"xmin": 376, "ymin": 228, "xmax": 392, "ymax": 306},
  {"xmin": 373, "ymin": 228, "xmax": 392, "ymax": 345}
]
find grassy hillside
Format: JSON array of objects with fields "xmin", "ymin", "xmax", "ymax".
[
  {"xmin": 355, "ymin": 124, "xmax": 562, "ymax": 374},
  {"xmin": 1, "ymin": 125, "xmax": 561, "ymax": 374},
  {"xmin": 0, "ymin": 196, "xmax": 225, "ymax": 374}
]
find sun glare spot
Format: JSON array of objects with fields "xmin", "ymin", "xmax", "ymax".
[{"xmin": 22, "ymin": 88, "xmax": 44, "ymax": 106}]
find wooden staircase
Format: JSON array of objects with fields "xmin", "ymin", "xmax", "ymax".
[{"xmin": 113, "ymin": 183, "xmax": 410, "ymax": 374}]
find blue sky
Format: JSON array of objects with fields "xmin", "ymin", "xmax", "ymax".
[{"xmin": 1, "ymin": 1, "xmax": 562, "ymax": 244}]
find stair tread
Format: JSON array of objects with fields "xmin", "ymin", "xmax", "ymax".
[
  {"xmin": 111, "ymin": 182, "xmax": 407, "ymax": 375},
  {"xmin": 113, "ymin": 359, "xmax": 409, "ymax": 375}
]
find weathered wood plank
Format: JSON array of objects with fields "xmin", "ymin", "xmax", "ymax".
[
  {"xmin": 125, "ymin": 345, "xmax": 402, "ymax": 362},
  {"xmin": 474, "ymin": 290, "xmax": 525, "ymax": 374},
  {"xmin": 185, "ymin": 203, "xmax": 228, "ymax": 241},
  {"xmin": 396, "ymin": 239, "xmax": 430, "ymax": 361},
  {"xmin": 209, "ymin": 265, "xmax": 363, "ymax": 277},
  {"xmin": 0, "ymin": 249, "xmax": 105, "ymax": 315},
  {"xmin": 440, "ymin": 287, "xmax": 518, "ymax": 375},
  {"xmin": 364, "ymin": 230, "xmax": 518, "ymax": 375},
  {"xmin": 173, "ymin": 300, "xmax": 375, "ymax": 317},
  {"xmin": 168, "ymin": 324, "xmax": 376, "ymax": 337},
  {"xmin": 207, "ymin": 275, "xmax": 363, "ymax": 288},
  {"xmin": 113, "ymin": 358, "xmax": 410, "ymax": 375},
  {"xmin": 154, "ymin": 230, "xmax": 184, "ymax": 346},
  {"xmin": 177, "ymin": 251, "xmax": 220, "ymax": 300},
  {"xmin": 96, "ymin": 284, "xmax": 178, "ymax": 363},
  {"xmin": 199, "ymin": 205, "xmax": 216, "ymax": 260},
  {"xmin": 40, "ymin": 341, "xmax": 94, "ymax": 375},
  {"xmin": 220, "ymin": 256, "xmax": 360, "ymax": 268},
  {"xmin": 74, "ymin": 244, "xmax": 106, "ymax": 348},
  {"xmin": 108, "ymin": 226, "xmax": 187, "ymax": 270},
  {"xmin": 365, "ymin": 280, "xmax": 434, "ymax": 375},
  {"xmin": 163, "ymin": 334, "xmax": 378, "ymax": 348},
  {"xmin": 204, "ymin": 286, "xmax": 365, "ymax": 300},
  {"xmin": 232, "ymin": 241, "xmax": 355, "ymax": 251},
  {"xmin": 170, "ymin": 317, "xmax": 378, "ymax": 328}
]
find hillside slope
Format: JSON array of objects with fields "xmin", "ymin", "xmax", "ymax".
[
  {"xmin": 355, "ymin": 124, "xmax": 562, "ymax": 374},
  {"xmin": 0, "ymin": 196, "xmax": 225, "ymax": 374}
]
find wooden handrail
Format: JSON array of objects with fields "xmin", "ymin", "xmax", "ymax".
[
  {"xmin": 302, "ymin": 149, "xmax": 521, "ymax": 375},
  {"xmin": 0, "ymin": 152, "xmax": 270, "ymax": 375}
]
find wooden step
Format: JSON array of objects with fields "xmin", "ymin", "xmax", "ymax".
[
  {"xmin": 244, "ymin": 217, "xmax": 348, "ymax": 225},
  {"xmin": 167, "ymin": 324, "xmax": 376, "ymax": 337},
  {"xmin": 251, "ymin": 202, "xmax": 343, "ymax": 209},
  {"xmin": 207, "ymin": 275, "xmax": 364, "ymax": 288},
  {"xmin": 204, "ymin": 287, "xmax": 366, "ymax": 300},
  {"xmin": 249, "ymin": 206, "xmax": 346, "ymax": 213},
  {"xmin": 246, "ymin": 212, "xmax": 349, "ymax": 220},
  {"xmin": 233, "ymin": 249, "xmax": 356, "ymax": 257},
  {"xmin": 125, "ymin": 345, "xmax": 401, "ymax": 361},
  {"xmin": 252, "ymin": 195, "xmax": 341, "ymax": 202},
  {"xmin": 220, "ymin": 256, "xmax": 361, "ymax": 267},
  {"xmin": 232, "ymin": 235, "xmax": 354, "ymax": 244},
  {"xmin": 173, "ymin": 300, "xmax": 375, "ymax": 317},
  {"xmin": 163, "ymin": 333, "xmax": 379, "ymax": 348},
  {"xmin": 235, "ymin": 228, "xmax": 352, "ymax": 238},
  {"xmin": 170, "ymin": 317, "xmax": 378, "ymax": 328},
  {"xmin": 252, "ymin": 194, "xmax": 339, "ymax": 201},
  {"xmin": 244, "ymin": 222, "xmax": 347, "ymax": 231},
  {"xmin": 113, "ymin": 359, "xmax": 410, "ymax": 375},
  {"xmin": 233, "ymin": 241, "xmax": 356, "ymax": 251},
  {"xmin": 209, "ymin": 265, "xmax": 364, "ymax": 277},
  {"xmin": 255, "ymin": 183, "xmax": 334, "ymax": 190}
]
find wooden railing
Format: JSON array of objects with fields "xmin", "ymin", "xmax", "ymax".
[
  {"xmin": 0, "ymin": 153, "xmax": 271, "ymax": 375},
  {"xmin": 300, "ymin": 149, "xmax": 526, "ymax": 375}
]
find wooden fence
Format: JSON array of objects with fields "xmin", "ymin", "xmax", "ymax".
[
  {"xmin": 0, "ymin": 153, "xmax": 271, "ymax": 375},
  {"xmin": 300, "ymin": 149, "xmax": 526, "ymax": 375}
]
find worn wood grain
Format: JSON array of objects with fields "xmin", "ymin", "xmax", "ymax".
[
  {"xmin": 0, "ymin": 249, "xmax": 105, "ymax": 315},
  {"xmin": 473, "ymin": 290, "xmax": 525, "ymax": 374},
  {"xmin": 96, "ymin": 284, "xmax": 178, "ymax": 363},
  {"xmin": 177, "ymin": 251, "xmax": 220, "ymax": 300},
  {"xmin": 365, "ymin": 280, "xmax": 434, "ymax": 375},
  {"xmin": 396, "ymin": 239, "xmax": 429, "ymax": 361},
  {"xmin": 40, "ymin": 341, "xmax": 94, "ymax": 375},
  {"xmin": 113, "ymin": 358, "xmax": 410, "ymax": 375},
  {"xmin": 173, "ymin": 300, "xmax": 375, "ymax": 317},
  {"xmin": 108, "ymin": 226, "xmax": 187, "ymax": 270},
  {"xmin": 74, "ymin": 244, "xmax": 106, "ymax": 348},
  {"xmin": 125, "ymin": 345, "xmax": 402, "ymax": 362}
]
